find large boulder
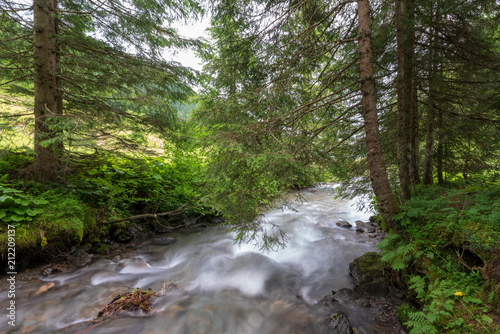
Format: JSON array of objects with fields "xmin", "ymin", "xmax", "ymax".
[{"xmin": 349, "ymin": 252, "xmax": 389, "ymax": 297}]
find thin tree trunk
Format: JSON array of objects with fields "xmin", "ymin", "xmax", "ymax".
[
  {"xmin": 436, "ymin": 108, "xmax": 444, "ymax": 185},
  {"xmin": 422, "ymin": 21, "xmax": 437, "ymax": 185},
  {"xmin": 395, "ymin": 0, "xmax": 412, "ymax": 202},
  {"xmin": 422, "ymin": 68, "xmax": 435, "ymax": 185},
  {"xmin": 357, "ymin": 0, "xmax": 399, "ymax": 229},
  {"xmin": 33, "ymin": 0, "xmax": 62, "ymax": 181},
  {"xmin": 407, "ymin": 0, "xmax": 419, "ymax": 187},
  {"xmin": 410, "ymin": 64, "xmax": 420, "ymax": 186}
]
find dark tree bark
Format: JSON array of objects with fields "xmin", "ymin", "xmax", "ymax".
[
  {"xmin": 436, "ymin": 109, "xmax": 444, "ymax": 185},
  {"xmin": 358, "ymin": 0, "xmax": 399, "ymax": 229},
  {"xmin": 422, "ymin": 22, "xmax": 437, "ymax": 186},
  {"xmin": 395, "ymin": 0, "xmax": 413, "ymax": 202},
  {"xmin": 410, "ymin": 64, "xmax": 420, "ymax": 186},
  {"xmin": 33, "ymin": 0, "xmax": 62, "ymax": 181},
  {"xmin": 422, "ymin": 67, "xmax": 435, "ymax": 185},
  {"xmin": 406, "ymin": 0, "xmax": 419, "ymax": 187}
]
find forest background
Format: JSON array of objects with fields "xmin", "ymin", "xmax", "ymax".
[{"xmin": 1, "ymin": 0, "xmax": 500, "ymax": 332}]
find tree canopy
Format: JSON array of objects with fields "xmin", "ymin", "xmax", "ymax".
[{"xmin": 194, "ymin": 0, "xmax": 500, "ymax": 233}]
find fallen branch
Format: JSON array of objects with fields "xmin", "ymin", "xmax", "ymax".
[{"xmin": 104, "ymin": 203, "xmax": 189, "ymax": 225}]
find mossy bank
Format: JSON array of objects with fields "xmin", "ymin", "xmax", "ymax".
[{"xmin": 0, "ymin": 150, "xmax": 209, "ymax": 272}]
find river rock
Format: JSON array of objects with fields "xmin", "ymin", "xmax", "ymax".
[
  {"xmin": 152, "ymin": 235, "xmax": 176, "ymax": 245},
  {"xmin": 68, "ymin": 250, "xmax": 92, "ymax": 267},
  {"xmin": 336, "ymin": 220, "xmax": 352, "ymax": 228},
  {"xmin": 316, "ymin": 294, "xmax": 335, "ymax": 308},
  {"xmin": 355, "ymin": 220, "xmax": 377, "ymax": 233},
  {"xmin": 41, "ymin": 264, "xmax": 64, "ymax": 276},
  {"xmin": 349, "ymin": 252, "xmax": 383, "ymax": 285},
  {"xmin": 332, "ymin": 288, "xmax": 362, "ymax": 304},
  {"xmin": 324, "ymin": 312, "xmax": 354, "ymax": 334},
  {"xmin": 34, "ymin": 282, "xmax": 55, "ymax": 296},
  {"xmin": 349, "ymin": 252, "xmax": 389, "ymax": 297}
]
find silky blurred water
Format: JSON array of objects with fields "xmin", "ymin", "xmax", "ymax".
[{"xmin": 0, "ymin": 186, "xmax": 381, "ymax": 334}]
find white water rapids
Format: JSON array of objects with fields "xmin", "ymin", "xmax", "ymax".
[{"xmin": 1, "ymin": 186, "xmax": 384, "ymax": 333}]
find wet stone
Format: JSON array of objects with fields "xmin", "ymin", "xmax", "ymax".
[
  {"xmin": 325, "ymin": 312, "xmax": 354, "ymax": 334},
  {"xmin": 332, "ymin": 288, "xmax": 362, "ymax": 303},
  {"xmin": 349, "ymin": 252, "xmax": 384, "ymax": 285},
  {"xmin": 68, "ymin": 250, "xmax": 92, "ymax": 267},
  {"xmin": 41, "ymin": 264, "xmax": 63, "ymax": 276},
  {"xmin": 316, "ymin": 295, "xmax": 335, "ymax": 308},
  {"xmin": 336, "ymin": 220, "xmax": 352, "ymax": 228},
  {"xmin": 355, "ymin": 220, "xmax": 376, "ymax": 233},
  {"xmin": 152, "ymin": 235, "xmax": 176, "ymax": 246}
]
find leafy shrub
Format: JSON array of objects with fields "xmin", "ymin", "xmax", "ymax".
[
  {"xmin": 378, "ymin": 184, "xmax": 500, "ymax": 333},
  {"xmin": 0, "ymin": 175, "xmax": 48, "ymax": 226},
  {"xmin": 68, "ymin": 151, "xmax": 206, "ymax": 216}
]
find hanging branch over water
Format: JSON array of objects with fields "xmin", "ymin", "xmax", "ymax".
[{"xmin": 105, "ymin": 203, "xmax": 190, "ymax": 224}]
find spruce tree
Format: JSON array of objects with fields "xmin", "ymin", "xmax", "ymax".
[{"xmin": 1, "ymin": 0, "xmax": 202, "ymax": 181}]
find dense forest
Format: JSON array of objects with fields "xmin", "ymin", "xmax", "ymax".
[{"xmin": 1, "ymin": 0, "xmax": 499, "ymax": 332}]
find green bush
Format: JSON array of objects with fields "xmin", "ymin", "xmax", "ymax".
[
  {"xmin": 378, "ymin": 184, "xmax": 500, "ymax": 333},
  {"xmin": 68, "ymin": 152, "xmax": 206, "ymax": 216}
]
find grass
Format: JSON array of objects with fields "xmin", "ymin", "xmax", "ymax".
[{"xmin": 0, "ymin": 86, "xmax": 34, "ymax": 153}]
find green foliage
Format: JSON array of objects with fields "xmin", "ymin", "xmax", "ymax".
[
  {"xmin": 1, "ymin": 0, "xmax": 204, "ymax": 181},
  {"xmin": 389, "ymin": 185, "xmax": 500, "ymax": 256},
  {"xmin": 378, "ymin": 184, "xmax": 500, "ymax": 333},
  {"xmin": 0, "ymin": 183, "xmax": 91, "ymax": 263},
  {"xmin": 197, "ymin": 119, "xmax": 325, "ymax": 249},
  {"xmin": 0, "ymin": 143, "xmax": 208, "ymax": 263},
  {"xmin": 0, "ymin": 179, "xmax": 48, "ymax": 226},
  {"xmin": 194, "ymin": 0, "xmax": 366, "ymax": 249},
  {"xmin": 0, "ymin": 153, "xmax": 32, "ymax": 174},
  {"xmin": 69, "ymin": 151, "xmax": 206, "ymax": 216},
  {"xmin": 404, "ymin": 278, "xmax": 494, "ymax": 334}
]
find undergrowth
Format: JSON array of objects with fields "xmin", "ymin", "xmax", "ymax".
[
  {"xmin": 378, "ymin": 184, "xmax": 500, "ymax": 333},
  {"xmin": 0, "ymin": 149, "xmax": 208, "ymax": 270}
]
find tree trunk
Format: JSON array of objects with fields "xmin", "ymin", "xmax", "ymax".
[
  {"xmin": 407, "ymin": 0, "xmax": 419, "ymax": 187},
  {"xmin": 436, "ymin": 109, "xmax": 444, "ymax": 185},
  {"xmin": 357, "ymin": 0, "xmax": 399, "ymax": 229},
  {"xmin": 422, "ymin": 70, "xmax": 435, "ymax": 185},
  {"xmin": 395, "ymin": 0, "xmax": 413, "ymax": 203},
  {"xmin": 410, "ymin": 64, "xmax": 420, "ymax": 186},
  {"xmin": 33, "ymin": 0, "xmax": 62, "ymax": 182}
]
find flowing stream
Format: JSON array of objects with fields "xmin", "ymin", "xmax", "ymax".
[{"xmin": 1, "ymin": 186, "xmax": 384, "ymax": 334}]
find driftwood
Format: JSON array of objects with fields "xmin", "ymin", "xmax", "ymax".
[{"xmin": 104, "ymin": 203, "xmax": 189, "ymax": 225}]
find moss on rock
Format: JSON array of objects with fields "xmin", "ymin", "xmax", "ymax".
[
  {"xmin": 349, "ymin": 251, "xmax": 384, "ymax": 285},
  {"xmin": 95, "ymin": 243, "xmax": 110, "ymax": 255}
]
